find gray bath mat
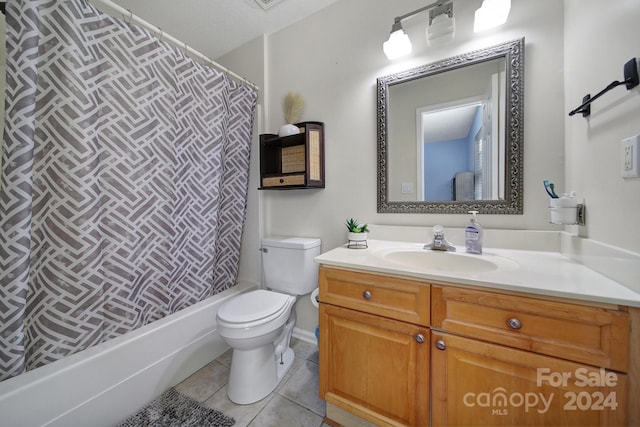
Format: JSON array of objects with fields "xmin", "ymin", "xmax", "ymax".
[{"xmin": 117, "ymin": 388, "xmax": 235, "ymax": 427}]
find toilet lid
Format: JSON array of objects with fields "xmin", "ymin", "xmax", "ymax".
[{"xmin": 218, "ymin": 290, "xmax": 293, "ymax": 325}]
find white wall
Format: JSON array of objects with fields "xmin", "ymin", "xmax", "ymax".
[
  {"xmin": 261, "ymin": 0, "xmax": 565, "ymax": 252},
  {"xmin": 35, "ymin": 0, "xmax": 638, "ymax": 339},
  {"xmin": 224, "ymin": 0, "xmax": 640, "ymax": 333},
  {"xmin": 221, "ymin": 0, "xmax": 566, "ymax": 332},
  {"xmin": 564, "ymin": 0, "xmax": 640, "ymax": 254}
]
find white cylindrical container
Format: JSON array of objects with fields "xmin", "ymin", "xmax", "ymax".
[{"xmin": 549, "ymin": 196, "xmax": 578, "ymax": 224}]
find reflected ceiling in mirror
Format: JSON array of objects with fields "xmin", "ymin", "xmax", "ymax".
[{"xmin": 377, "ymin": 38, "xmax": 524, "ymax": 214}]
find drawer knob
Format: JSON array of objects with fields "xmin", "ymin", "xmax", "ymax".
[
  {"xmin": 507, "ymin": 317, "xmax": 522, "ymax": 330},
  {"xmin": 414, "ymin": 334, "xmax": 425, "ymax": 344},
  {"xmin": 362, "ymin": 290, "xmax": 372, "ymax": 300},
  {"xmin": 279, "ymin": 178, "xmax": 284, "ymax": 183},
  {"xmin": 435, "ymin": 340, "xmax": 446, "ymax": 351}
]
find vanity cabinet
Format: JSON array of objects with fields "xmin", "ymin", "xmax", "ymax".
[
  {"xmin": 431, "ymin": 285, "xmax": 630, "ymax": 426},
  {"xmin": 318, "ymin": 267, "xmax": 635, "ymax": 427},
  {"xmin": 259, "ymin": 121, "xmax": 324, "ymax": 189},
  {"xmin": 318, "ymin": 267, "xmax": 430, "ymax": 426},
  {"xmin": 430, "ymin": 331, "xmax": 627, "ymax": 426}
]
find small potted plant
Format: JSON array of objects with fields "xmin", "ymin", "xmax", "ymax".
[{"xmin": 345, "ymin": 218, "xmax": 369, "ymax": 242}]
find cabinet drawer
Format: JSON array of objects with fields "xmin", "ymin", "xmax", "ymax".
[
  {"xmin": 262, "ymin": 174, "xmax": 305, "ymax": 187},
  {"xmin": 432, "ymin": 286, "xmax": 630, "ymax": 371},
  {"xmin": 319, "ymin": 267, "xmax": 430, "ymax": 326}
]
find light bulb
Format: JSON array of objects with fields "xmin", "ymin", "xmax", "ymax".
[
  {"xmin": 474, "ymin": 0, "xmax": 511, "ymax": 32},
  {"xmin": 383, "ymin": 28, "xmax": 412, "ymax": 60}
]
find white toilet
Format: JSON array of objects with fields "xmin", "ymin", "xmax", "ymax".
[{"xmin": 216, "ymin": 236, "xmax": 321, "ymax": 404}]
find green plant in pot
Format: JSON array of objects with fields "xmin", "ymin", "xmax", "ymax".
[{"xmin": 345, "ymin": 218, "xmax": 369, "ymax": 242}]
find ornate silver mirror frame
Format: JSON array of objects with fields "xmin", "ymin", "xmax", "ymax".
[{"xmin": 377, "ymin": 38, "xmax": 524, "ymax": 214}]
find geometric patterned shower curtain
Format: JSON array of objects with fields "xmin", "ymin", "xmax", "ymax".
[{"xmin": 0, "ymin": 0, "xmax": 257, "ymax": 381}]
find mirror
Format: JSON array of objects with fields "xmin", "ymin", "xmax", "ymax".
[{"xmin": 377, "ymin": 38, "xmax": 524, "ymax": 214}]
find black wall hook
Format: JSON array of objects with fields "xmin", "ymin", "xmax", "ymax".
[{"xmin": 569, "ymin": 58, "xmax": 639, "ymax": 117}]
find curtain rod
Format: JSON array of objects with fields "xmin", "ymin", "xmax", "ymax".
[{"xmin": 88, "ymin": 0, "xmax": 259, "ymax": 90}]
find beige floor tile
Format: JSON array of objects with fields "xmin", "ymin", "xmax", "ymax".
[
  {"xmin": 278, "ymin": 359, "xmax": 325, "ymax": 416},
  {"xmin": 175, "ymin": 337, "xmax": 326, "ymax": 426},
  {"xmin": 247, "ymin": 394, "xmax": 324, "ymax": 427},
  {"xmin": 291, "ymin": 338, "xmax": 316, "ymax": 360},
  {"xmin": 307, "ymin": 349, "xmax": 319, "ymax": 364},
  {"xmin": 203, "ymin": 384, "xmax": 274, "ymax": 427},
  {"xmin": 174, "ymin": 360, "xmax": 230, "ymax": 402},
  {"xmin": 215, "ymin": 348, "xmax": 233, "ymax": 368}
]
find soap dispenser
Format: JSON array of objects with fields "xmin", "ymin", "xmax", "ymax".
[{"xmin": 465, "ymin": 210, "xmax": 483, "ymax": 254}]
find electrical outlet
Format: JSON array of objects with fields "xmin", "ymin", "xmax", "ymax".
[
  {"xmin": 622, "ymin": 134, "xmax": 640, "ymax": 179},
  {"xmin": 624, "ymin": 145, "xmax": 633, "ymax": 170}
]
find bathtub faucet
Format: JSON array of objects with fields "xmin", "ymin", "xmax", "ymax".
[{"xmin": 424, "ymin": 225, "xmax": 456, "ymax": 252}]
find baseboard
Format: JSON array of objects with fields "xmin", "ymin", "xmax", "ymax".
[
  {"xmin": 293, "ymin": 326, "xmax": 317, "ymax": 346},
  {"xmin": 325, "ymin": 402, "xmax": 378, "ymax": 427}
]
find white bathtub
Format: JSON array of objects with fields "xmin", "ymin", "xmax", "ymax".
[{"xmin": 0, "ymin": 280, "xmax": 257, "ymax": 427}]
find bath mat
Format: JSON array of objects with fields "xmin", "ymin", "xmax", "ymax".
[{"xmin": 117, "ymin": 388, "xmax": 235, "ymax": 427}]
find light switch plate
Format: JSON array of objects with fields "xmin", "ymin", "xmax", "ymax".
[
  {"xmin": 622, "ymin": 134, "xmax": 640, "ymax": 179},
  {"xmin": 401, "ymin": 182, "xmax": 414, "ymax": 194}
]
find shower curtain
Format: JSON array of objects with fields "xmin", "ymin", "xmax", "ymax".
[{"xmin": 0, "ymin": 0, "xmax": 257, "ymax": 381}]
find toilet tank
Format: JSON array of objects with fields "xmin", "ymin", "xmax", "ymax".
[{"xmin": 261, "ymin": 236, "xmax": 321, "ymax": 295}]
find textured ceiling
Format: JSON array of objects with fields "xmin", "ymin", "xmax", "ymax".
[
  {"xmin": 103, "ymin": 0, "xmax": 340, "ymax": 59},
  {"xmin": 253, "ymin": 0, "xmax": 286, "ymax": 10}
]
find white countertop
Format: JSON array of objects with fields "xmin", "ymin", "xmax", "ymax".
[{"xmin": 314, "ymin": 239, "xmax": 640, "ymax": 308}]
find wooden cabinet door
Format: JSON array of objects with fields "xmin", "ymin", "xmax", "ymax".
[
  {"xmin": 431, "ymin": 331, "xmax": 627, "ymax": 427},
  {"xmin": 319, "ymin": 303, "xmax": 429, "ymax": 427}
]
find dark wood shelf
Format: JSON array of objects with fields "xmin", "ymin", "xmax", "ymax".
[{"xmin": 259, "ymin": 121, "xmax": 325, "ymax": 190}]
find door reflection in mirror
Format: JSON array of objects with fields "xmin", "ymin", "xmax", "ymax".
[{"xmin": 388, "ymin": 57, "xmax": 506, "ymax": 202}]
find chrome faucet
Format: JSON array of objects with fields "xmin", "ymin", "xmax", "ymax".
[{"xmin": 424, "ymin": 225, "xmax": 456, "ymax": 252}]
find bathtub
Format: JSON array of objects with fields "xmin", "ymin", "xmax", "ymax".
[{"xmin": 0, "ymin": 280, "xmax": 257, "ymax": 427}]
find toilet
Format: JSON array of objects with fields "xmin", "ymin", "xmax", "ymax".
[{"xmin": 216, "ymin": 236, "xmax": 321, "ymax": 404}]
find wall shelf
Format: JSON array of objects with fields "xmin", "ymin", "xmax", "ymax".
[{"xmin": 259, "ymin": 121, "xmax": 325, "ymax": 190}]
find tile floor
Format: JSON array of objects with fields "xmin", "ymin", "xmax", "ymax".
[{"xmin": 174, "ymin": 338, "xmax": 330, "ymax": 427}]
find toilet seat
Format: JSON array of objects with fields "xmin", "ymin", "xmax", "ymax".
[{"xmin": 217, "ymin": 290, "xmax": 295, "ymax": 329}]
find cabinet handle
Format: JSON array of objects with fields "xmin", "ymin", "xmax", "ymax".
[
  {"xmin": 507, "ymin": 317, "xmax": 522, "ymax": 330},
  {"xmin": 362, "ymin": 290, "xmax": 372, "ymax": 300},
  {"xmin": 279, "ymin": 178, "xmax": 284, "ymax": 183},
  {"xmin": 414, "ymin": 334, "xmax": 425, "ymax": 344},
  {"xmin": 435, "ymin": 340, "xmax": 446, "ymax": 351}
]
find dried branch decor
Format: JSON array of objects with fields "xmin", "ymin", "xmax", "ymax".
[{"xmin": 282, "ymin": 92, "xmax": 305, "ymax": 124}]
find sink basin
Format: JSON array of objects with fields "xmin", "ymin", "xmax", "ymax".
[{"xmin": 374, "ymin": 248, "xmax": 519, "ymax": 274}]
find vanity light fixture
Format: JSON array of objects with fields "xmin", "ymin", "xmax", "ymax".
[
  {"xmin": 383, "ymin": 1, "xmax": 455, "ymax": 60},
  {"xmin": 426, "ymin": 2, "xmax": 455, "ymax": 44},
  {"xmin": 384, "ymin": 0, "xmax": 512, "ymax": 60},
  {"xmin": 474, "ymin": 0, "xmax": 511, "ymax": 32},
  {"xmin": 383, "ymin": 20, "xmax": 412, "ymax": 60}
]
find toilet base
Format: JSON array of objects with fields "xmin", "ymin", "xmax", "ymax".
[
  {"xmin": 276, "ymin": 347, "xmax": 295, "ymax": 380},
  {"xmin": 227, "ymin": 345, "xmax": 295, "ymax": 405}
]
